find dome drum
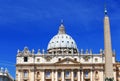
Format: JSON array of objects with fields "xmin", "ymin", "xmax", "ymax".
[{"xmin": 47, "ymin": 47, "xmax": 78, "ymax": 54}]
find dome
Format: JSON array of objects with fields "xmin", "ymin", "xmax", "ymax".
[
  {"xmin": 47, "ymin": 34, "xmax": 77, "ymax": 49},
  {"xmin": 47, "ymin": 22, "xmax": 78, "ymax": 54}
]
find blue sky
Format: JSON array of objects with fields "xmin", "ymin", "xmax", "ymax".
[{"xmin": 0, "ymin": 0, "xmax": 120, "ymax": 78}]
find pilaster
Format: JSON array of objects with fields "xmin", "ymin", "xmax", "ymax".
[
  {"xmin": 52, "ymin": 70, "xmax": 54, "ymax": 81},
  {"xmin": 78, "ymin": 70, "xmax": 80, "ymax": 81},
  {"xmin": 71, "ymin": 70, "xmax": 74, "ymax": 81},
  {"xmin": 41, "ymin": 70, "xmax": 45, "ymax": 81},
  {"xmin": 62, "ymin": 70, "xmax": 64, "ymax": 81},
  {"xmin": 81, "ymin": 70, "xmax": 84, "ymax": 81},
  {"xmin": 55, "ymin": 70, "xmax": 58, "ymax": 81},
  {"xmin": 90, "ymin": 70, "xmax": 93, "ymax": 81}
]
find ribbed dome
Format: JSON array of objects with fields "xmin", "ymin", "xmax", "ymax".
[
  {"xmin": 47, "ymin": 34, "xmax": 77, "ymax": 49},
  {"xmin": 47, "ymin": 23, "xmax": 78, "ymax": 54}
]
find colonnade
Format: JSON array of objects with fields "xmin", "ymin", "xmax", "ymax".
[{"xmin": 41, "ymin": 69, "xmax": 93, "ymax": 81}]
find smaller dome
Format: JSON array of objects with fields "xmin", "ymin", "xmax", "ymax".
[{"xmin": 47, "ymin": 22, "xmax": 78, "ymax": 54}]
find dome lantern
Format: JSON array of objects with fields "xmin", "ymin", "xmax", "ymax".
[{"xmin": 58, "ymin": 22, "xmax": 66, "ymax": 34}]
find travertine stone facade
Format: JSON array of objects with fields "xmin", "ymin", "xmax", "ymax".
[{"xmin": 16, "ymin": 10, "xmax": 120, "ymax": 81}]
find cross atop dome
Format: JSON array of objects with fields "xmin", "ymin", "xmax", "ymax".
[{"xmin": 58, "ymin": 20, "xmax": 66, "ymax": 34}]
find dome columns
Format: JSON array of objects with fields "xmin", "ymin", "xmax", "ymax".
[{"xmin": 48, "ymin": 47, "xmax": 78, "ymax": 55}]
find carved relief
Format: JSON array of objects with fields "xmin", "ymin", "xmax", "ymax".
[
  {"xmin": 83, "ymin": 56, "xmax": 90, "ymax": 61},
  {"xmin": 45, "ymin": 55, "xmax": 52, "ymax": 61}
]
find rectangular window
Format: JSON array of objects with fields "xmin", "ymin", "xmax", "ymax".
[
  {"xmin": 95, "ymin": 58, "xmax": 98, "ymax": 62},
  {"xmin": 37, "ymin": 58, "xmax": 40, "ymax": 62},
  {"xmin": 24, "ymin": 57, "xmax": 28, "ymax": 62},
  {"xmin": 58, "ymin": 72, "xmax": 61, "ymax": 78},
  {"xmin": 85, "ymin": 71, "xmax": 89, "ymax": 77},
  {"xmin": 74, "ymin": 58, "xmax": 77, "ymax": 61},
  {"xmin": 24, "ymin": 71, "xmax": 28, "ymax": 78},
  {"xmin": 74, "ymin": 72, "xmax": 77, "ymax": 77},
  {"xmin": 58, "ymin": 58, "xmax": 61, "ymax": 61},
  {"xmin": 65, "ymin": 71, "xmax": 70, "ymax": 77},
  {"xmin": 45, "ymin": 71, "xmax": 51, "ymax": 78}
]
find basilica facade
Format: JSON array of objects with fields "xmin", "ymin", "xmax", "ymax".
[{"xmin": 16, "ymin": 9, "xmax": 120, "ymax": 81}]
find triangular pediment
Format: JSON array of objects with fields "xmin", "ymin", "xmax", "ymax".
[{"xmin": 55, "ymin": 58, "xmax": 80, "ymax": 64}]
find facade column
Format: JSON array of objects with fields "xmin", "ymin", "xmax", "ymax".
[
  {"xmin": 78, "ymin": 70, "xmax": 80, "ymax": 81},
  {"xmin": 62, "ymin": 70, "xmax": 64, "ymax": 81},
  {"xmin": 41, "ymin": 70, "xmax": 45, "ymax": 81},
  {"xmin": 55, "ymin": 70, "xmax": 58, "ymax": 81},
  {"xmin": 114, "ymin": 71, "xmax": 116, "ymax": 81},
  {"xmin": 90, "ymin": 70, "xmax": 93, "ymax": 81},
  {"xmin": 52, "ymin": 70, "xmax": 54, "ymax": 81},
  {"xmin": 71, "ymin": 70, "xmax": 74, "ymax": 81},
  {"xmin": 81, "ymin": 70, "xmax": 84, "ymax": 81}
]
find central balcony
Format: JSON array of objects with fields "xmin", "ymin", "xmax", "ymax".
[{"xmin": 84, "ymin": 75, "xmax": 90, "ymax": 80}]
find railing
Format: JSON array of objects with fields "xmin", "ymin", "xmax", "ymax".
[
  {"xmin": 65, "ymin": 75, "xmax": 71, "ymax": 79},
  {"xmin": 45, "ymin": 75, "xmax": 51, "ymax": 79},
  {"xmin": 23, "ymin": 76, "xmax": 29, "ymax": 80},
  {"xmin": 84, "ymin": 75, "xmax": 90, "ymax": 79}
]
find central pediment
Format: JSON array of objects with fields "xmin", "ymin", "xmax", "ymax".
[{"xmin": 55, "ymin": 58, "xmax": 80, "ymax": 64}]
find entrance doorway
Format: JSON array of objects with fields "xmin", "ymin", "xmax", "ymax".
[
  {"xmin": 66, "ymin": 79, "xmax": 71, "ymax": 81},
  {"xmin": 85, "ymin": 79, "xmax": 90, "ymax": 81},
  {"xmin": 45, "ymin": 79, "xmax": 51, "ymax": 81}
]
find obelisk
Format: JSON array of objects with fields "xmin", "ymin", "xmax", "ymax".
[{"xmin": 104, "ymin": 8, "xmax": 114, "ymax": 81}]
